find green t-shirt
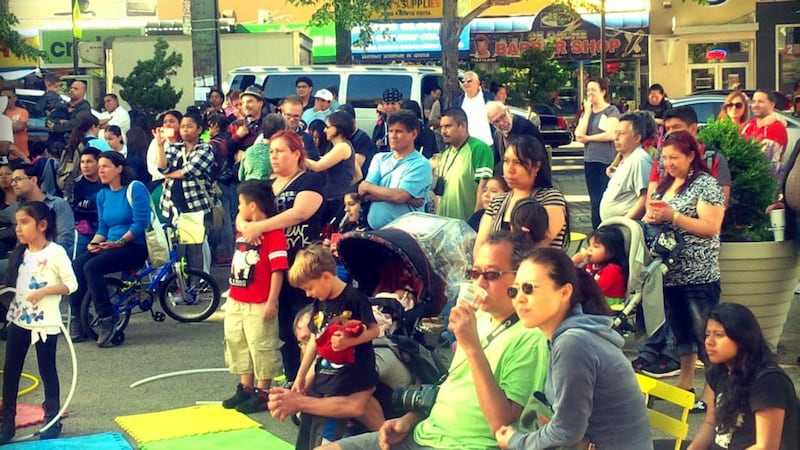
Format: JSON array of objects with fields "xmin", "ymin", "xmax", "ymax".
[
  {"xmin": 239, "ymin": 142, "xmax": 273, "ymax": 181},
  {"xmin": 437, "ymin": 136, "xmax": 494, "ymax": 222},
  {"xmin": 413, "ymin": 313, "xmax": 549, "ymax": 449}
]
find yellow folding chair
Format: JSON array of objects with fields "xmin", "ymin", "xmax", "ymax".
[{"xmin": 636, "ymin": 373, "xmax": 696, "ymax": 450}]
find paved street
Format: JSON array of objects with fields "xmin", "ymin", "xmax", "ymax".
[{"xmin": 3, "ymin": 143, "xmax": 799, "ymax": 447}]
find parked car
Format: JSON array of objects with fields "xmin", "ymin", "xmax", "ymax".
[
  {"xmin": 687, "ymin": 89, "xmax": 792, "ymax": 112},
  {"xmin": 671, "ymin": 94, "xmax": 800, "ymax": 160},
  {"xmin": 510, "ymin": 104, "xmax": 573, "ymax": 149},
  {"xmin": 14, "ymin": 89, "xmax": 70, "ymax": 143}
]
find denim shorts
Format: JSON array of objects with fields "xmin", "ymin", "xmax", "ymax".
[{"xmin": 664, "ymin": 281, "xmax": 721, "ymax": 358}]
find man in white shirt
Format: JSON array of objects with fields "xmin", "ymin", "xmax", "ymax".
[
  {"xmin": 98, "ymin": 93, "xmax": 131, "ymax": 140},
  {"xmin": 453, "ymin": 71, "xmax": 494, "ymax": 146},
  {"xmin": 599, "ymin": 112, "xmax": 653, "ymax": 221}
]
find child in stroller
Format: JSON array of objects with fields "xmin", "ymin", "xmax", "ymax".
[{"xmin": 572, "ymin": 226, "xmax": 628, "ymax": 309}]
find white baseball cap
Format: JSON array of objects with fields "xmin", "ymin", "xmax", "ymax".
[{"xmin": 314, "ymin": 89, "xmax": 334, "ymax": 102}]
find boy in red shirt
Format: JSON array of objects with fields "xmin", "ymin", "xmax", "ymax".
[{"xmin": 222, "ymin": 180, "xmax": 289, "ymax": 413}]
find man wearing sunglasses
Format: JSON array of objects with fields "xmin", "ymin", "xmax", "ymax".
[
  {"xmin": 321, "ymin": 232, "xmax": 548, "ymax": 450},
  {"xmin": 453, "ymin": 71, "xmax": 494, "ymax": 147},
  {"xmin": 741, "ymin": 90, "xmax": 788, "ymax": 176}
]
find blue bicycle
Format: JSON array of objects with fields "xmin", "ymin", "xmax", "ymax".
[{"xmin": 79, "ymin": 230, "xmax": 221, "ymax": 345}]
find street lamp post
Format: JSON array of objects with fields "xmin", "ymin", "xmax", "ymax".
[{"xmin": 600, "ymin": 0, "xmax": 606, "ymax": 79}]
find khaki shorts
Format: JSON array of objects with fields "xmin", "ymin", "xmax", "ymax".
[{"xmin": 224, "ymin": 299, "xmax": 283, "ymax": 380}]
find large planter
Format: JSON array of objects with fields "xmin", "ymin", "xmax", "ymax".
[{"xmin": 719, "ymin": 240, "xmax": 800, "ymax": 349}]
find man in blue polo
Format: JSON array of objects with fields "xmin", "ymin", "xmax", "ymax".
[{"xmin": 359, "ymin": 110, "xmax": 432, "ymax": 229}]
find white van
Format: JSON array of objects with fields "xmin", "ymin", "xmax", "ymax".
[{"xmin": 224, "ymin": 65, "xmax": 445, "ymax": 131}]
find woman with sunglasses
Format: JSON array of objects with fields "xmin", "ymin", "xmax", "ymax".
[
  {"xmin": 643, "ymin": 130, "xmax": 725, "ymax": 411},
  {"xmin": 495, "ymin": 247, "xmax": 652, "ymax": 450},
  {"xmin": 475, "ymin": 135, "xmax": 567, "ymax": 252},
  {"xmin": 717, "ymin": 91, "xmax": 749, "ymax": 127}
]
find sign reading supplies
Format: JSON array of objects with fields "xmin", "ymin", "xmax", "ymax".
[{"xmin": 352, "ymin": 20, "xmax": 469, "ymax": 62}]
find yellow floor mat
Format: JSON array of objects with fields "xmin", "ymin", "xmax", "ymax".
[{"xmin": 115, "ymin": 404, "xmax": 261, "ymax": 444}]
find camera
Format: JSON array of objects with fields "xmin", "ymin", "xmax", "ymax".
[{"xmin": 391, "ymin": 384, "xmax": 439, "ymax": 416}]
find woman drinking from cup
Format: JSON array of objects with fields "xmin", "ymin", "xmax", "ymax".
[{"xmin": 643, "ymin": 130, "xmax": 725, "ymax": 406}]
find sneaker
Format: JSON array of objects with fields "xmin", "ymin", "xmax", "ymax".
[
  {"xmin": 690, "ymin": 398, "xmax": 707, "ymax": 414},
  {"xmin": 641, "ymin": 356, "xmax": 681, "ymax": 378},
  {"xmin": 222, "ymin": 384, "xmax": 254, "ymax": 410},
  {"xmin": 95, "ymin": 315, "xmax": 118, "ymax": 348},
  {"xmin": 236, "ymin": 388, "xmax": 268, "ymax": 414},
  {"xmin": 39, "ymin": 420, "xmax": 62, "ymax": 440},
  {"xmin": 631, "ymin": 357, "xmax": 649, "ymax": 373},
  {"xmin": 69, "ymin": 317, "xmax": 85, "ymax": 343}
]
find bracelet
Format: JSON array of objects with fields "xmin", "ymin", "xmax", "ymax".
[
  {"xmin": 116, "ymin": 238, "xmax": 126, "ymax": 246},
  {"xmin": 672, "ymin": 211, "xmax": 680, "ymax": 227}
]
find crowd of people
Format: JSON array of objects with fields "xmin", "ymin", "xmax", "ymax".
[{"xmin": 0, "ymin": 72, "xmax": 798, "ymax": 450}]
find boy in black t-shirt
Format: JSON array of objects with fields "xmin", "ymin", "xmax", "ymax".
[{"xmin": 286, "ymin": 244, "xmax": 382, "ymax": 449}]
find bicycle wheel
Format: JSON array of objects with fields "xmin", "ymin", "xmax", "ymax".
[
  {"xmin": 79, "ymin": 277, "xmax": 131, "ymax": 341},
  {"xmin": 158, "ymin": 268, "xmax": 220, "ymax": 322}
]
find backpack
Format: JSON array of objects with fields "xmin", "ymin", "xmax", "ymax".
[
  {"xmin": 57, "ymin": 136, "xmax": 94, "ymax": 193},
  {"xmin": 126, "ymin": 181, "xmax": 170, "ymax": 267},
  {"xmin": 377, "ymin": 335, "xmax": 447, "ymax": 385}
]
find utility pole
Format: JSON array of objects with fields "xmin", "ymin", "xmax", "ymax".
[
  {"xmin": 72, "ymin": 0, "xmax": 81, "ymax": 74},
  {"xmin": 599, "ymin": 0, "xmax": 606, "ymax": 79},
  {"xmin": 187, "ymin": 0, "xmax": 221, "ymax": 103}
]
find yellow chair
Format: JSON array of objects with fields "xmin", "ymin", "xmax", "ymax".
[{"xmin": 636, "ymin": 373, "xmax": 696, "ymax": 450}]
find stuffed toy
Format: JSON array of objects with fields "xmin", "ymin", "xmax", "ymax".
[{"xmin": 315, "ymin": 317, "xmax": 365, "ymax": 365}]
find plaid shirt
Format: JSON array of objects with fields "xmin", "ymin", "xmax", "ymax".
[{"xmin": 160, "ymin": 142, "xmax": 215, "ymax": 221}]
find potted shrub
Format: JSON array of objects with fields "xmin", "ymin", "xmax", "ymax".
[{"xmin": 698, "ymin": 119, "xmax": 800, "ymax": 349}]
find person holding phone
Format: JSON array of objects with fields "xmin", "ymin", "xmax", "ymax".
[
  {"xmin": 642, "ymin": 130, "xmax": 725, "ymax": 410},
  {"xmin": 146, "ymin": 110, "xmax": 182, "ymax": 184}
]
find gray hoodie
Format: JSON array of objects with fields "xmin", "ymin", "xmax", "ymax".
[{"xmin": 509, "ymin": 305, "xmax": 653, "ymax": 450}]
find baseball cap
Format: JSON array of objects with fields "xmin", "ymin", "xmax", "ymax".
[
  {"xmin": 382, "ymin": 88, "xmax": 403, "ymax": 103},
  {"xmin": 314, "ymin": 89, "xmax": 334, "ymax": 102},
  {"xmin": 241, "ymin": 86, "xmax": 264, "ymax": 101}
]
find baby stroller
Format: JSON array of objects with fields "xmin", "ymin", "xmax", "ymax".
[
  {"xmin": 336, "ymin": 213, "xmax": 476, "ymax": 421},
  {"xmin": 596, "ymin": 217, "xmax": 666, "ymax": 338},
  {"xmin": 337, "ymin": 212, "xmax": 476, "ymax": 341}
]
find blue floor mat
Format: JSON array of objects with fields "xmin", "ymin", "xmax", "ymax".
[{"xmin": 3, "ymin": 432, "xmax": 132, "ymax": 449}]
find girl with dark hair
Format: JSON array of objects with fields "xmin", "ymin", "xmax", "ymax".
[
  {"xmin": 476, "ymin": 134, "xmax": 567, "ymax": 249},
  {"xmin": 304, "ymin": 111, "xmax": 362, "ymax": 226},
  {"xmin": 509, "ymin": 198, "xmax": 550, "ymax": 248},
  {"xmin": 156, "ymin": 112, "xmax": 216, "ymax": 273},
  {"xmin": 307, "ymin": 119, "xmax": 331, "ymax": 156},
  {"xmin": 644, "ymin": 129, "xmax": 725, "ymax": 406},
  {"xmin": 1, "ymin": 201, "xmax": 78, "ymax": 443},
  {"xmin": 575, "ymin": 78, "xmax": 620, "ymax": 228},
  {"xmin": 572, "ymin": 226, "xmax": 628, "ymax": 307},
  {"xmin": 496, "ymin": 247, "xmax": 650, "ymax": 450},
  {"xmin": 125, "ymin": 126, "xmax": 152, "ymax": 184},
  {"xmin": 69, "ymin": 151, "xmax": 151, "ymax": 347},
  {"xmin": 104, "ymin": 125, "xmax": 127, "ymax": 156},
  {"xmin": 468, "ymin": 175, "xmax": 509, "ymax": 231},
  {"xmin": 688, "ymin": 303, "xmax": 800, "ymax": 450}
]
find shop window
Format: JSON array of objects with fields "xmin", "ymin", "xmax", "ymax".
[
  {"xmin": 688, "ymin": 42, "xmax": 750, "ymax": 64},
  {"xmin": 776, "ymin": 25, "xmax": 800, "ymax": 97}
]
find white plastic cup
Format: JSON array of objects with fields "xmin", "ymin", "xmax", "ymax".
[
  {"xmin": 773, "ymin": 227, "xmax": 786, "ymax": 242},
  {"xmin": 770, "ymin": 208, "xmax": 786, "ymax": 229},
  {"xmin": 458, "ymin": 281, "xmax": 487, "ymax": 306}
]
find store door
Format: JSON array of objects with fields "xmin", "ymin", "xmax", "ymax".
[{"xmin": 689, "ymin": 64, "xmax": 749, "ymax": 93}]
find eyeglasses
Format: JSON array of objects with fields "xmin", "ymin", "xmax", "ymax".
[
  {"xmin": 461, "ymin": 79, "xmax": 475, "ymax": 85},
  {"xmin": 725, "ymin": 102, "xmax": 744, "ymax": 110},
  {"xmin": 283, "ymin": 113, "xmax": 301, "ymax": 119},
  {"xmin": 11, "ymin": 176, "xmax": 30, "ymax": 184},
  {"xmin": 506, "ymin": 282, "xmax": 535, "ymax": 299},
  {"xmin": 465, "ymin": 269, "xmax": 516, "ymax": 281}
]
